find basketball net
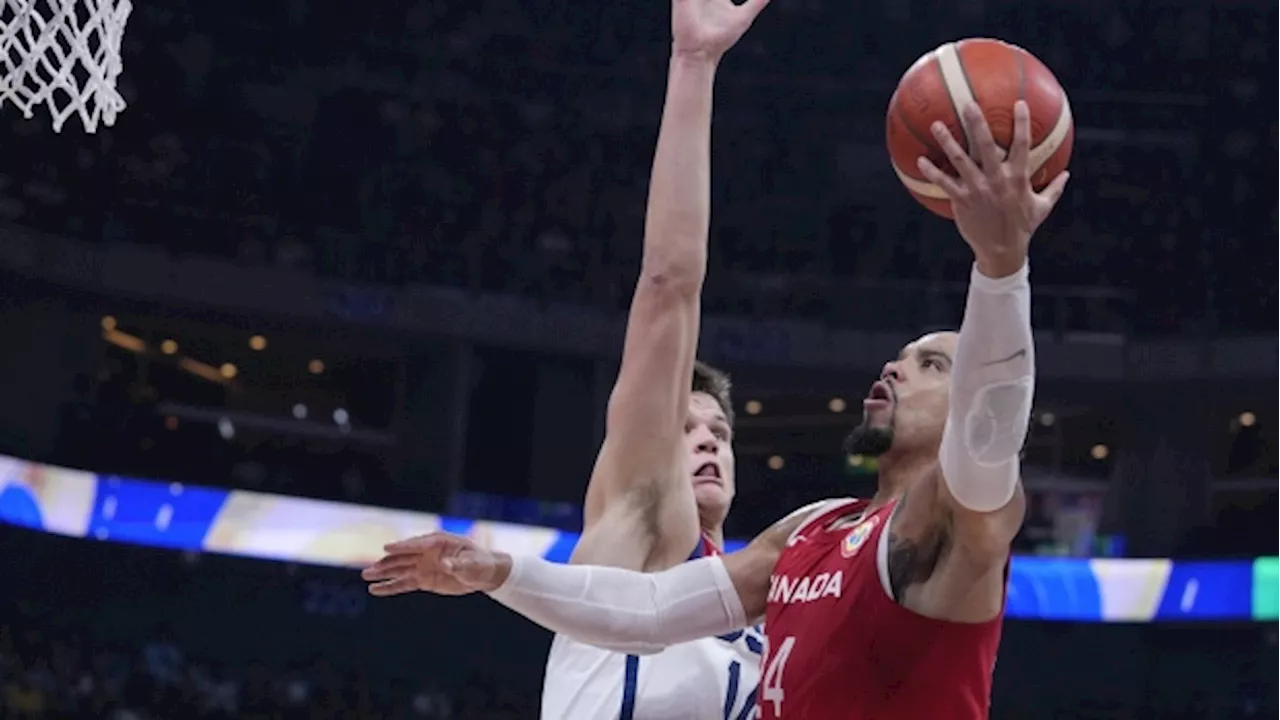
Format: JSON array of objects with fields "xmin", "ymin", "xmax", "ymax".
[{"xmin": 0, "ymin": 0, "xmax": 131, "ymax": 133}]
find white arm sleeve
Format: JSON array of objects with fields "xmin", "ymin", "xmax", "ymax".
[
  {"xmin": 939, "ymin": 261, "xmax": 1036, "ymax": 513},
  {"xmin": 485, "ymin": 554, "xmax": 747, "ymax": 655}
]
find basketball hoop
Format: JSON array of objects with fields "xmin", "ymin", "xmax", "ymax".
[{"xmin": 0, "ymin": 0, "xmax": 132, "ymax": 133}]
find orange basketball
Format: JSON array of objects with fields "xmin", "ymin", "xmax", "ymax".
[{"xmin": 886, "ymin": 38, "xmax": 1074, "ymax": 218}]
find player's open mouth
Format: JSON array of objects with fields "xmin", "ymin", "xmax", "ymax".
[
  {"xmin": 693, "ymin": 462, "xmax": 721, "ymax": 485},
  {"xmin": 863, "ymin": 381, "xmax": 894, "ymax": 411}
]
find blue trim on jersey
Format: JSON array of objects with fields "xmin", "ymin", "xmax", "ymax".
[
  {"xmin": 687, "ymin": 538, "xmax": 705, "ymax": 561},
  {"xmin": 620, "ymin": 653, "xmax": 640, "ymax": 719},
  {"xmin": 619, "ymin": 538, "xmax": 707, "ymax": 718}
]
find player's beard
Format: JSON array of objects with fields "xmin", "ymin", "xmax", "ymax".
[{"xmin": 842, "ymin": 419, "xmax": 894, "ymax": 457}]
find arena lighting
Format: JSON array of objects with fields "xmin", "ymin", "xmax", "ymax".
[
  {"xmin": 177, "ymin": 357, "xmax": 227, "ymax": 384},
  {"xmin": 217, "ymin": 417, "xmax": 235, "ymax": 440},
  {"xmin": 249, "ymin": 335, "xmax": 267, "ymax": 351},
  {"xmin": 308, "ymin": 359, "xmax": 325, "ymax": 375},
  {"xmin": 100, "ymin": 315, "xmax": 117, "ymax": 331},
  {"xmin": 292, "ymin": 403, "xmax": 308, "ymax": 420},
  {"xmin": 333, "ymin": 408, "xmax": 349, "ymax": 425},
  {"xmin": 102, "ymin": 328, "xmax": 145, "ymax": 353},
  {"xmin": 1091, "ymin": 444, "xmax": 1110, "ymax": 460},
  {"xmin": 828, "ymin": 397, "xmax": 847, "ymax": 413},
  {"xmin": 219, "ymin": 363, "xmax": 238, "ymax": 379},
  {"xmin": 767, "ymin": 455, "xmax": 785, "ymax": 470},
  {"xmin": 745, "ymin": 400, "xmax": 762, "ymax": 415},
  {"xmin": 1239, "ymin": 411, "xmax": 1256, "ymax": 428},
  {"xmin": 848, "ymin": 454, "xmax": 864, "ymax": 467},
  {"xmin": 160, "ymin": 339, "xmax": 178, "ymax": 355},
  {"xmin": 1040, "ymin": 411, "xmax": 1056, "ymax": 427}
]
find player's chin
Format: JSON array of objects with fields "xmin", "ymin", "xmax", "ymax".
[{"xmin": 692, "ymin": 480, "xmax": 730, "ymax": 509}]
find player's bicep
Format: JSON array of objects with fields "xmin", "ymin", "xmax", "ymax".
[{"xmin": 724, "ymin": 500, "xmax": 833, "ymax": 621}]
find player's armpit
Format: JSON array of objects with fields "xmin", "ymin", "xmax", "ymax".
[{"xmin": 935, "ymin": 262, "xmax": 1033, "ymax": 560}]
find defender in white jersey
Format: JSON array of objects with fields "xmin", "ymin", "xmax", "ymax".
[
  {"xmin": 542, "ymin": 535, "xmax": 765, "ymax": 720},
  {"xmin": 365, "ymin": 0, "xmax": 771, "ymax": 716}
]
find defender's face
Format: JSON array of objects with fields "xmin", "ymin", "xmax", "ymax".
[
  {"xmin": 851, "ymin": 332, "xmax": 958, "ymax": 456},
  {"xmin": 686, "ymin": 392, "xmax": 736, "ymax": 518}
]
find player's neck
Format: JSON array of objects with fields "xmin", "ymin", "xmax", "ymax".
[
  {"xmin": 698, "ymin": 520, "xmax": 725, "ymax": 551},
  {"xmin": 873, "ymin": 449, "xmax": 936, "ymax": 506}
]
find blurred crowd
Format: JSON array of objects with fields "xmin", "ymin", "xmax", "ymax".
[
  {"xmin": 0, "ymin": 0, "xmax": 1272, "ymax": 334},
  {"xmin": 0, "ymin": 614, "xmax": 535, "ymax": 720}
]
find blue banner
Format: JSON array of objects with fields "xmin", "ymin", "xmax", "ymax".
[{"xmin": 0, "ymin": 453, "xmax": 1266, "ymax": 623}]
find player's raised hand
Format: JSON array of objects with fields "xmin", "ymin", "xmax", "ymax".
[
  {"xmin": 361, "ymin": 532, "xmax": 511, "ymax": 597},
  {"xmin": 916, "ymin": 101, "xmax": 1070, "ymax": 277},
  {"xmin": 671, "ymin": 0, "xmax": 770, "ymax": 61}
]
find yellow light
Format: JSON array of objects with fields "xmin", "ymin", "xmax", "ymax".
[
  {"xmin": 828, "ymin": 397, "xmax": 847, "ymax": 413},
  {"xmin": 103, "ymin": 329, "xmax": 145, "ymax": 353},
  {"xmin": 100, "ymin": 315, "xmax": 117, "ymax": 331},
  {"xmin": 1239, "ymin": 411, "xmax": 1256, "ymax": 428},
  {"xmin": 767, "ymin": 455, "xmax": 785, "ymax": 470},
  {"xmin": 308, "ymin": 359, "xmax": 325, "ymax": 375},
  {"xmin": 220, "ymin": 363, "xmax": 238, "ymax": 379},
  {"xmin": 745, "ymin": 400, "xmax": 762, "ymax": 415},
  {"xmin": 249, "ymin": 335, "xmax": 267, "ymax": 351},
  {"xmin": 1090, "ymin": 444, "xmax": 1109, "ymax": 460},
  {"xmin": 848, "ymin": 454, "xmax": 864, "ymax": 467},
  {"xmin": 160, "ymin": 339, "xmax": 178, "ymax": 355}
]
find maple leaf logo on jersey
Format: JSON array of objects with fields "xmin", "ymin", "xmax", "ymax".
[{"xmin": 840, "ymin": 515, "xmax": 879, "ymax": 558}]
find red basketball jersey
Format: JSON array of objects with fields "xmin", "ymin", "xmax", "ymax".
[{"xmin": 758, "ymin": 498, "xmax": 1004, "ymax": 720}]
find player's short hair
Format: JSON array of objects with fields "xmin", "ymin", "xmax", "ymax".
[{"xmin": 692, "ymin": 360, "xmax": 734, "ymax": 427}]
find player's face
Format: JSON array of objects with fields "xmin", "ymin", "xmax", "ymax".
[
  {"xmin": 843, "ymin": 332, "xmax": 957, "ymax": 457},
  {"xmin": 686, "ymin": 392, "xmax": 736, "ymax": 520}
]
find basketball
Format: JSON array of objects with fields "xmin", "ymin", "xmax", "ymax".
[{"xmin": 886, "ymin": 39, "xmax": 1074, "ymax": 218}]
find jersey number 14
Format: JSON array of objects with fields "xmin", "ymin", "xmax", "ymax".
[{"xmin": 761, "ymin": 636, "xmax": 796, "ymax": 716}]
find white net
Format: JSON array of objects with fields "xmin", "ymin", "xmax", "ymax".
[{"xmin": 0, "ymin": 0, "xmax": 131, "ymax": 133}]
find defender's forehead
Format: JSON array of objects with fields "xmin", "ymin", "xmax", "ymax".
[{"xmin": 689, "ymin": 391, "xmax": 728, "ymax": 422}]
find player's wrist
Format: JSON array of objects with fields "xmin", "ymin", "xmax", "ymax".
[
  {"xmin": 483, "ymin": 552, "xmax": 515, "ymax": 593},
  {"xmin": 972, "ymin": 251, "xmax": 1028, "ymax": 281},
  {"xmin": 669, "ymin": 48, "xmax": 721, "ymax": 72}
]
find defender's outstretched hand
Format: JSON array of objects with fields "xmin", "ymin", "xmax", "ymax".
[
  {"xmin": 671, "ymin": 0, "xmax": 770, "ymax": 61},
  {"xmin": 361, "ymin": 533, "xmax": 510, "ymax": 597},
  {"xmin": 917, "ymin": 101, "xmax": 1069, "ymax": 278}
]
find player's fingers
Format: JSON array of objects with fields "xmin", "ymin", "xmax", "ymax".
[
  {"xmin": 368, "ymin": 576, "xmax": 418, "ymax": 597},
  {"xmin": 361, "ymin": 558, "xmax": 416, "ymax": 581},
  {"xmin": 738, "ymin": 0, "xmax": 770, "ymax": 20},
  {"xmin": 916, "ymin": 156, "xmax": 965, "ymax": 201},
  {"xmin": 961, "ymin": 104, "xmax": 1003, "ymax": 177},
  {"xmin": 384, "ymin": 533, "xmax": 446, "ymax": 554},
  {"xmin": 1007, "ymin": 101, "xmax": 1031, "ymax": 181},
  {"xmin": 930, "ymin": 121, "xmax": 983, "ymax": 187},
  {"xmin": 1036, "ymin": 170, "xmax": 1070, "ymax": 210}
]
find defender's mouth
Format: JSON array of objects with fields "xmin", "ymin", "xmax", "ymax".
[{"xmin": 693, "ymin": 462, "xmax": 722, "ymax": 485}]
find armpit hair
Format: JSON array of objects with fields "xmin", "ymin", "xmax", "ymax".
[{"xmin": 885, "ymin": 491, "xmax": 951, "ymax": 603}]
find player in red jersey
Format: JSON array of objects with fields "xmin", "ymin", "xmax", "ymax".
[{"xmin": 364, "ymin": 103, "xmax": 1068, "ymax": 719}]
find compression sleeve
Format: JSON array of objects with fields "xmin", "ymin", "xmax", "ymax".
[
  {"xmin": 486, "ymin": 554, "xmax": 747, "ymax": 655},
  {"xmin": 938, "ymin": 261, "xmax": 1035, "ymax": 512}
]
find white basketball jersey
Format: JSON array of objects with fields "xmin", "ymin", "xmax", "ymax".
[{"xmin": 540, "ymin": 539, "xmax": 763, "ymax": 720}]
